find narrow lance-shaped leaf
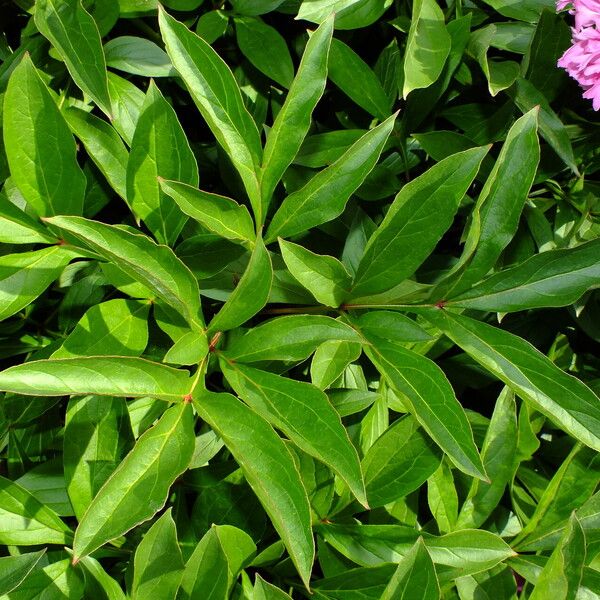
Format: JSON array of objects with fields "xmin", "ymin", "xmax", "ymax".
[
  {"xmin": 220, "ymin": 360, "xmax": 367, "ymax": 507},
  {"xmin": 448, "ymin": 238, "xmax": 600, "ymax": 312},
  {"xmin": 192, "ymin": 390, "xmax": 314, "ymax": 589},
  {"xmin": 255, "ymin": 574, "xmax": 292, "ymax": 599},
  {"xmin": 0, "ymin": 193, "xmax": 58, "ymax": 245},
  {"xmin": 362, "ymin": 334, "xmax": 487, "ymax": 480},
  {"xmin": 3, "ymin": 55, "xmax": 86, "ymax": 217},
  {"xmin": 260, "ymin": 15, "xmax": 334, "ymax": 216},
  {"xmin": 266, "ymin": 114, "xmax": 397, "ymax": 242},
  {"xmin": 158, "ymin": 8, "xmax": 263, "ymax": 220},
  {"xmin": 349, "ymin": 145, "xmax": 489, "ymax": 299},
  {"xmin": 208, "ymin": 237, "xmax": 272, "ymax": 333},
  {"xmin": 0, "ymin": 550, "xmax": 46, "ymax": 596},
  {"xmin": 73, "ymin": 403, "xmax": 195, "ymax": 561},
  {"xmin": 311, "ymin": 340, "xmax": 362, "ymax": 390},
  {"xmin": 4, "ymin": 559, "xmax": 83, "ymax": 600},
  {"xmin": 424, "ymin": 309, "xmax": 600, "ymax": 451},
  {"xmin": 45, "ymin": 216, "xmax": 204, "ymax": 330},
  {"xmin": 0, "ymin": 357, "xmax": 191, "ymax": 402},
  {"xmin": 34, "ymin": 0, "xmax": 112, "ymax": 116},
  {"xmin": 104, "ymin": 36, "xmax": 174, "ymax": 77}
]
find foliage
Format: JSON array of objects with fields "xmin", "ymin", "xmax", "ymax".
[{"xmin": 0, "ymin": 0, "xmax": 599, "ymax": 597}]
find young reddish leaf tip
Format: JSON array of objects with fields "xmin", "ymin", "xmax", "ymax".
[
  {"xmin": 435, "ymin": 300, "xmax": 447, "ymax": 309},
  {"xmin": 209, "ymin": 332, "xmax": 222, "ymax": 352},
  {"xmin": 71, "ymin": 556, "xmax": 79, "ymax": 566},
  {"xmin": 183, "ymin": 393, "xmax": 193, "ymax": 404}
]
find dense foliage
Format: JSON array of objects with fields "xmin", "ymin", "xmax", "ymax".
[{"xmin": 0, "ymin": 0, "xmax": 599, "ymax": 597}]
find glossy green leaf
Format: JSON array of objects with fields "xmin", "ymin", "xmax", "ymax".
[
  {"xmin": 79, "ymin": 556, "xmax": 127, "ymax": 600},
  {"xmin": 131, "ymin": 509, "xmax": 184, "ymax": 600},
  {"xmin": 349, "ymin": 146, "xmax": 488, "ymax": 299},
  {"xmin": 224, "ymin": 315, "xmax": 361, "ymax": 362},
  {"xmin": 403, "ymin": 0, "xmax": 451, "ymax": 97},
  {"xmin": 163, "ymin": 330, "xmax": 209, "ymax": 366},
  {"xmin": 355, "ymin": 311, "xmax": 433, "ymax": 342},
  {"xmin": 52, "ymin": 299, "xmax": 149, "ymax": 358},
  {"xmin": 0, "ymin": 193, "xmax": 57, "ymax": 245},
  {"xmin": 208, "ymin": 237, "xmax": 272, "ymax": 333},
  {"xmin": 363, "ymin": 335, "xmax": 486, "ymax": 480},
  {"xmin": 312, "ymin": 564, "xmax": 397, "ymax": 599},
  {"xmin": 192, "ymin": 390, "xmax": 314, "ymax": 588},
  {"xmin": 220, "ymin": 360, "xmax": 367, "ymax": 506},
  {"xmin": 104, "ymin": 36, "xmax": 174, "ymax": 77},
  {"xmin": 259, "ymin": 15, "xmax": 333, "ymax": 214},
  {"xmin": 107, "ymin": 73, "xmax": 145, "ymax": 145},
  {"xmin": 297, "ymin": 0, "xmax": 392, "ymax": 30},
  {"xmin": 159, "ymin": 8, "xmax": 263, "ymax": 220},
  {"xmin": 63, "ymin": 395, "xmax": 134, "ymax": 520},
  {"xmin": 254, "ymin": 574, "xmax": 292, "ymax": 599},
  {"xmin": 279, "ymin": 239, "xmax": 352, "ymax": 307},
  {"xmin": 230, "ymin": 0, "xmax": 285, "ymax": 15},
  {"xmin": 127, "ymin": 81, "xmax": 199, "ymax": 245},
  {"xmin": 266, "ymin": 114, "xmax": 397, "ymax": 242},
  {"xmin": 0, "ymin": 476, "xmax": 71, "ymax": 545},
  {"xmin": 381, "ymin": 538, "xmax": 440, "ymax": 600},
  {"xmin": 72, "ymin": 403, "xmax": 194, "ymax": 561},
  {"xmin": 448, "ymin": 239, "xmax": 600, "ymax": 312},
  {"xmin": 362, "ymin": 415, "xmax": 442, "ymax": 508},
  {"xmin": 425, "ymin": 309, "xmax": 600, "ymax": 452},
  {"xmin": 427, "ymin": 461, "xmax": 459, "ymax": 534},
  {"xmin": 0, "ymin": 246, "xmax": 75, "ymax": 321},
  {"xmin": 311, "ymin": 340, "xmax": 362, "ymax": 390},
  {"xmin": 0, "ymin": 357, "xmax": 191, "ymax": 401},
  {"xmin": 328, "ymin": 38, "xmax": 392, "ymax": 119},
  {"xmin": 45, "ymin": 216, "xmax": 204, "ymax": 329},
  {"xmin": 160, "ymin": 179, "xmax": 255, "ymax": 245},
  {"xmin": 35, "ymin": 0, "xmax": 112, "ymax": 116},
  {"xmin": 3, "ymin": 55, "xmax": 86, "ymax": 217},
  {"xmin": 0, "ymin": 550, "xmax": 46, "ymax": 596}
]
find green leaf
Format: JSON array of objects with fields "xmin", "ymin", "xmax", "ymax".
[
  {"xmin": 362, "ymin": 415, "xmax": 442, "ymax": 508},
  {"xmin": 131, "ymin": 509, "xmax": 185, "ymax": 600},
  {"xmin": 220, "ymin": 360, "xmax": 367, "ymax": 506},
  {"xmin": 297, "ymin": 0, "xmax": 393, "ymax": 30},
  {"xmin": 52, "ymin": 299, "xmax": 149, "ymax": 358},
  {"xmin": 158, "ymin": 8, "xmax": 263, "ymax": 220},
  {"xmin": 79, "ymin": 556, "xmax": 127, "ymax": 600},
  {"xmin": 260, "ymin": 15, "xmax": 333, "ymax": 214},
  {"xmin": 530, "ymin": 513, "xmax": 585, "ymax": 600},
  {"xmin": 0, "ymin": 193, "xmax": 58, "ymax": 245},
  {"xmin": 34, "ymin": 0, "xmax": 112, "ymax": 116},
  {"xmin": 266, "ymin": 114, "xmax": 397, "ymax": 242},
  {"xmin": 381, "ymin": 538, "xmax": 440, "ymax": 600},
  {"xmin": 355, "ymin": 311, "xmax": 433, "ymax": 342},
  {"xmin": 224, "ymin": 315, "xmax": 361, "ymax": 362},
  {"xmin": 127, "ymin": 81, "xmax": 199, "ymax": 245},
  {"xmin": 163, "ymin": 330, "xmax": 209, "ymax": 366},
  {"xmin": 311, "ymin": 340, "xmax": 362, "ymax": 390},
  {"xmin": 254, "ymin": 574, "xmax": 292, "ymax": 599},
  {"xmin": 160, "ymin": 179, "xmax": 255, "ymax": 245},
  {"xmin": 0, "ymin": 246, "xmax": 75, "ymax": 321},
  {"xmin": 424, "ymin": 310, "xmax": 600, "ymax": 451},
  {"xmin": 192, "ymin": 390, "xmax": 314, "ymax": 589},
  {"xmin": 448, "ymin": 239, "xmax": 600, "ymax": 312},
  {"xmin": 427, "ymin": 461, "xmax": 458, "ymax": 534},
  {"xmin": 312, "ymin": 564, "xmax": 397, "ymax": 599},
  {"xmin": 279, "ymin": 239, "xmax": 352, "ymax": 307},
  {"xmin": 328, "ymin": 38, "xmax": 392, "ymax": 119},
  {"xmin": 235, "ymin": 17, "xmax": 294, "ymax": 88},
  {"xmin": 107, "ymin": 72, "xmax": 145, "ymax": 146},
  {"xmin": 0, "ymin": 357, "xmax": 191, "ymax": 401},
  {"xmin": 363, "ymin": 335, "xmax": 487, "ymax": 480},
  {"xmin": 72, "ymin": 403, "xmax": 194, "ymax": 561},
  {"xmin": 403, "ymin": 0, "xmax": 451, "ymax": 98},
  {"xmin": 456, "ymin": 387, "xmax": 517, "ymax": 529},
  {"xmin": 230, "ymin": 0, "xmax": 285, "ymax": 15},
  {"xmin": 3, "ymin": 55, "xmax": 86, "ymax": 217},
  {"xmin": 45, "ymin": 216, "xmax": 204, "ymax": 330},
  {"xmin": 104, "ymin": 36, "xmax": 174, "ymax": 77},
  {"xmin": 349, "ymin": 146, "xmax": 488, "ymax": 299},
  {"xmin": 0, "ymin": 550, "xmax": 46, "ymax": 596},
  {"xmin": 0, "ymin": 476, "xmax": 71, "ymax": 545},
  {"xmin": 64, "ymin": 395, "xmax": 134, "ymax": 520}
]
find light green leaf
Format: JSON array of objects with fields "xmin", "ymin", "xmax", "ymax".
[
  {"xmin": 0, "ymin": 246, "xmax": 75, "ymax": 322},
  {"xmin": 73, "ymin": 403, "xmax": 194, "ymax": 561},
  {"xmin": 311, "ymin": 340, "xmax": 362, "ymax": 390},
  {"xmin": 160, "ymin": 179, "xmax": 255, "ymax": 245},
  {"xmin": 363, "ymin": 336, "xmax": 486, "ymax": 480},
  {"xmin": 328, "ymin": 38, "xmax": 392, "ymax": 119},
  {"xmin": 35, "ymin": 0, "xmax": 112, "ymax": 116},
  {"xmin": 279, "ymin": 239, "xmax": 352, "ymax": 307},
  {"xmin": 224, "ymin": 315, "xmax": 361, "ymax": 362},
  {"xmin": 79, "ymin": 556, "xmax": 127, "ymax": 600},
  {"xmin": 362, "ymin": 415, "xmax": 442, "ymax": 508},
  {"xmin": 349, "ymin": 146, "xmax": 488, "ymax": 299},
  {"xmin": 355, "ymin": 311, "xmax": 433, "ymax": 342},
  {"xmin": 45, "ymin": 216, "xmax": 204, "ymax": 329},
  {"xmin": 260, "ymin": 15, "xmax": 333, "ymax": 214},
  {"xmin": 163, "ymin": 330, "xmax": 209, "ymax": 366},
  {"xmin": 107, "ymin": 73, "xmax": 145, "ymax": 146},
  {"xmin": 0, "ymin": 357, "xmax": 192, "ymax": 401},
  {"xmin": 0, "ymin": 193, "xmax": 57, "ymax": 245},
  {"xmin": 220, "ymin": 360, "xmax": 367, "ymax": 506},
  {"xmin": 254, "ymin": 574, "xmax": 292, "ymax": 599},
  {"xmin": 266, "ymin": 114, "xmax": 397, "ymax": 242},
  {"xmin": 192, "ymin": 390, "xmax": 314, "ymax": 589},
  {"xmin": 104, "ymin": 36, "xmax": 174, "ymax": 77},
  {"xmin": 427, "ymin": 461, "xmax": 458, "ymax": 534},
  {"xmin": 3, "ymin": 55, "xmax": 86, "ymax": 217},
  {"xmin": 297, "ymin": 0, "xmax": 393, "ymax": 30},
  {"xmin": 127, "ymin": 81, "xmax": 199, "ymax": 245},
  {"xmin": 158, "ymin": 8, "xmax": 263, "ymax": 220},
  {"xmin": 403, "ymin": 0, "xmax": 451, "ymax": 97},
  {"xmin": 131, "ymin": 509, "xmax": 184, "ymax": 600},
  {"xmin": 208, "ymin": 237, "xmax": 272, "ymax": 333},
  {"xmin": 424, "ymin": 310, "xmax": 600, "ymax": 451},
  {"xmin": 230, "ymin": 0, "xmax": 285, "ymax": 15},
  {"xmin": 0, "ymin": 550, "xmax": 46, "ymax": 596}
]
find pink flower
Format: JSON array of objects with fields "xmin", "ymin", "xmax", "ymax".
[
  {"xmin": 574, "ymin": 0, "xmax": 600, "ymax": 29},
  {"xmin": 557, "ymin": 0, "xmax": 572, "ymax": 10}
]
